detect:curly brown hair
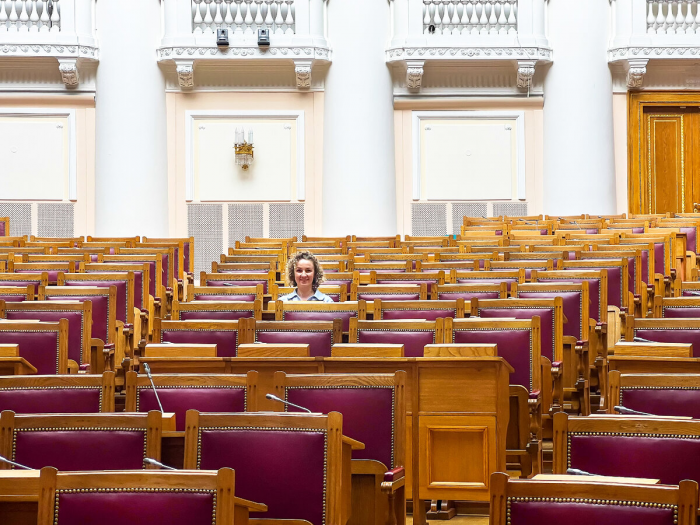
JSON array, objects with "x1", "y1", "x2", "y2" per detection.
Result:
[{"x1": 286, "y1": 251, "x2": 325, "y2": 291}]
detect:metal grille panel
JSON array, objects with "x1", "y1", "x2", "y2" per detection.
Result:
[
  {"x1": 0, "y1": 203, "x2": 31, "y2": 237},
  {"x1": 269, "y1": 203, "x2": 304, "y2": 240},
  {"x1": 493, "y1": 202, "x2": 528, "y2": 217},
  {"x1": 38, "y1": 203, "x2": 74, "y2": 237},
  {"x1": 452, "y1": 202, "x2": 488, "y2": 232},
  {"x1": 411, "y1": 203, "x2": 447, "y2": 236},
  {"x1": 187, "y1": 204, "x2": 223, "y2": 276},
  {"x1": 228, "y1": 204, "x2": 264, "y2": 246}
]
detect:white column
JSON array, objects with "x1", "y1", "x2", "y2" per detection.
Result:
[
  {"x1": 542, "y1": 0, "x2": 616, "y2": 215},
  {"x1": 94, "y1": 0, "x2": 168, "y2": 236},
  {"x1": 322, "y1": 0, "x2": 396, "y2": 235}
]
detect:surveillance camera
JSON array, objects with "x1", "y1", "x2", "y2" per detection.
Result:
[
  {"x1": 257, "y1": 28, "x2": 270, "y2": 47},
  {"x1": 217, "y1": 28, "x2": 229, "y2": 47},
  {"x1": 428, "y1": 24, "x2": 436, "y2": 34}
]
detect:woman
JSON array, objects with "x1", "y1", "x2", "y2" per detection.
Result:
[{"x1": 280, "y1": 251, "x2": 334, "y2": 302}]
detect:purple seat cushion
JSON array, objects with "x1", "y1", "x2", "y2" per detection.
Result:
[
  {"x1": 569, "y1": 434, "x2": 700, "y2": 486},
  {"x1": 0, "y1": 331, "x2": 59, "y2": 374},
  {"x1": 357, "y1": 330, "x2": 434, "y2": 358},
  {"x1": 0, "y1": 294, "x2": 27, "y2": 302},
  {"x1": 64, "y1": 279, "x2": 128, "y2": 323},
  {"x1": 381, "y1": 309, "x2": 455, "y2": 321},
  {"x1": 46, "y1": 294, "x2": 109, "y2": 343},
  {"x1": 479, "y1": 307, "x2": 555, "y2": 362},
  {"x1": 283, "y1": 311, "x2": 356, "y2": 332},
  {"x1": 138, "y1": 388, "x2": 245, "y2": 431},
  {"x1": 538, "y1": 277, "x2": 601, "y2": 322},
  {"x1": 518, "y1": 291, "x2": 582, "y2": 339},
  {"x1": 7, "y1": 310, "x2": 84, "y2": 365},
  {"x1": 14, "y1": 430, "x2": 146, "y2": 470},
  {"x1": 438, "y1": 291, "x2": 500, "y2": 300},
  {"x1": 56, "y1": 492, "x2": 215, "y2": 525},
  {"x1": 0, "y1": 222, "x2": 4, "y2": 236},
  {"x1": 199, "y1": 429, "x2": 325, "y2": 524},
  {"x1": 184, "y1": 241, "x2": 191, "y2": 273},
  {"x1": 256, "y1": 331, "x2": 332, "y2": 358},
  {"x1": 621, "y1": 388, "x2": 700, "y2": 419},
  {"x1": 654, "y1": 243, "x2": 665, "y2": 276},
  {"x1": 194, "y1": 294, "x2": 256, "y2": 302},
  {"x1": 357, "y1": 293, "x2": 420, "y2": 301},
  {"x1": 566, "y1": 266, "x2": 622, "y2": 308},
  {"x1": 287, "y1": 387, "x2": 394, "y2": 467},
  {"x1": 682, "y1": 227, "x2": 696, "y2": 254},
  {"x1": 454, "y1": 329, "x2": 532, "y2": 390},
  {"x1": 178, "y1": 310, "x2": 254, "y2": 321},
  {"x1": 161, "y1": 330, "x2": 237, "y2": 358},
  {"x1": 161, "y1": 253, "x2": 169, "y2": 287},
  {"x1": 207, "y1": 280, "x2": 268, "y2": 293},
  {"x1": 510, "y1": 500, "x2": 674, "y2": 525},
  {"x1": 0, "y1": 388, "x2": 101, "y2": 413},
  {"x1": 0, "y1": 280, "x2": 40, "y2": 287},
  {"x1": 634, "y1": 328, "x2": 700, "y2": 358}
]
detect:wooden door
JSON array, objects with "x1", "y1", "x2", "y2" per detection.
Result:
[{"x1": 629, "y1": 93, "x2": 700, "y2": 214}]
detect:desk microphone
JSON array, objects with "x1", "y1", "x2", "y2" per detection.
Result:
[
  {"x1": 614, "y1": 405, "x2": 651, "y2": 416},
  {"x1": 566, "y1": 468, "x2": 594, "y2": 476},
  {"x1": 265, "y1": 393, "x2": 312, "y2": 413},
  {"x1": 143, "y1": 458, "x2": 176, "y2": 470},
  {"x1": 632, "y1": 336, "x2": 652, "y2": 343},
  {"x1": 142, "y1": 363, "x2": 165, "y2": 414},
  {"x1": 684, "y1": 291, "x2": 700, "y2": 296},
  {"x1": 0, "y1": 454, "x2": 32, "y2": 470}
]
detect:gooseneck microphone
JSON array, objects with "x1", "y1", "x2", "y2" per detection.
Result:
[
  {"x1": 632, "y1": 336, "x2": 652, "y2": 343},
  {"x1": 143, "y1": 458, "x2": 176, "y2": 470},
  {"x1": 0, "y1": 454, "x2": 32, "y2": 470},
  {"x1": 566, "y1": 468, "x2": 595, "y2": 476},
  {"x1": 142, "y1": 363, "x2": 165, "y2": 414},
  {"x1": 265, "y1": 393, "x2": 312, "y2": 413},
  {"x1": 614, "y1": 405, "x2": 651, "y2": 416}
]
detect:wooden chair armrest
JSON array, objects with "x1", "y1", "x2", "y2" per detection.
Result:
[
  {"x1": 165, "y1": 287, "x2": 173, "y2": 319},
  {"x1": 550, "y1": 360, "x2": 563, "y2": 414},
  {"x1": 67, "y1": 359, "x2": 79, "y2": 374},
  {"x1": 526, "y1": 390, "x2": 543, "y2": 476}
]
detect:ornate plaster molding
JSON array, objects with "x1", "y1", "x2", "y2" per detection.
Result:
[
  {"x1": 175, "y1": 61, "x2": 195, "y2": 88},
  {"x1": 516, "y1": 60, "x2": 536, "y2": 88},
  {"x1": 0, "y1": 43, "x2": 98, "y2": 59},
  {"x1": 157, "y1": 45, "x2": 331, "y2": 62},
  {"x1": 386, "y1": 45, "x2": 552, "y2": 62},
  {"x1": 294, "y1": 60, "x2": 312, "y2": 89},
  {"x1": 609, "y1": 46, "x2": 700, "y2": 61},
  {"x1": 57, "y1": 58, "x2": 79, "y2": 87},
  {"x1": 626, "y1": 58, "x2": 648, "y2": 89},
  {"x1": 406, "y1": 60, "x2": 424, "y2": 90}
]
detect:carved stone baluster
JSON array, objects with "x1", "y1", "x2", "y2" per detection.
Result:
[
  {"x1": 488, "y1": 0, "x2": 497, "y2": 33},
  {"x1": 434, "y1": 0, "x2": 443, "y2": 33},
  {"x1": 423, "y1": 0, "x2": 429, "y2": 33},
  {"x1": 192, "y1": 0, "x2": 203, "y2": 35},
  {"x1": 223, "y1": 0, "x2": 234, "y2": 30},
  {"x1": 647, "y1": 0, "x2": 656, "y2": 32},
  {"x1": 49, "y1": 0, "x2": 59, "y2": 32},
  {"x1": 263, "y1": 0, "x2": 273, "y2": 29},
  {"x1": 8, "y1": 0, "x2": 18, "y2": 32},
  {"x1": 508, "y1": 0, "x2": 517, "y2": 34},
  {"x1": 39, "y1": 0, "x2": 49, "y2": 31},
  {"x1": 249, "y1": 0, "x2": 258, "y2": 31},
  {"x1": 656, "y1": 0, "x2": 666, "y2": 33},
  {"x1": 273, "y1": 0, "x2": 283, "y2": 34},
  {"x1": 442, "y1": 0, "x2": 452, "y2": 35},
  {"x1": 214, "y1": 0, "x2": 223, "y2": 29},
  {"x1": 284, "y1": 0, "x2": 293, "y2": 34},
  {"x1": 289, "y1": 0, "x2": 294, "y2": 33},
  {"x1": 685, "y1": 0, "x2": 693, "y2": 32},
  {"x1": 234, "y1": 0, "x2": 245, "y2": 34},
  {"x1": 479, "y1": 0, "x2": 489, "y2": 34},
  {"x1": 203, "y1": 0, "x2": 214, "y2": 34},
  {"x1": 244, "y1": 0, "x2": 255, "y2": 34},
  {"x1": 28, "y1": 0, "x2": 39, "y2": 31},
  {"x1": 497, "y1": 0, "x2": 507, "y2": 33},
  {"x1": 666, "y1": 0, "x2": 676, "y2": 33},
  {"x1": 18, "y1": 0, "x2": 28, "y2": 32},
  {"x1": 454, "y1": 0, "x2": 463, "y2": 33},
  {"x1": 694, "y1": 0, "x2": 700, "y2": 33},
  {"x1": 461, "y1": 0, "x2": 470, "y2": 34},
  {"x1": 469, "y1": 0, "x2": 479, "y2": 33},
  {"x1": 0, "y1": 0, "x2": 7, "y2": 32}
]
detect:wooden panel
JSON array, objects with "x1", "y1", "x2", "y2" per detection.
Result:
[
  {"x1": 418, "y1": 364, "x2": 498, "y2": 413},
  {"x1": 419, "y1": 415, "x2": 496, "y2": 500},
  {"x1": 648, "y1": 114, "x2": 684, "y2": 214}
]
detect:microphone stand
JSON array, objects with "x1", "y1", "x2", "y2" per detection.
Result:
[
  {"x1": 142, "y1": 363, "x2": 165, "y2": 414},
  {"x1": 0, "y1": 454, "x2": 32, "y2": 470},
  {"x1": 265, "y1": 393, "x2": 312, "y2": 413}
]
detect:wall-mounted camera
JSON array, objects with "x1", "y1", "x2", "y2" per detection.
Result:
[
  {"x1": 257, "y1": 28, "x2": 270, "y2": 47},
  {"x1": 217, "y1": 28, "x2": 229, "y2": 47}
]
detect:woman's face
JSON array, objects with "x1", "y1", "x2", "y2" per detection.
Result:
[{"x1": 295, "y1": 259, "x2": 315, "y2": 288}]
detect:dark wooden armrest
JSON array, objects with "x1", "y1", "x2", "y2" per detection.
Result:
[
  {"x1": 526, "y1": 389, "x2": 542, "y2": 476},
  {"x1": 384, "y1": 467, "x2": 405, "y2": 482},
  {"x1": 67, "y1": 359, "x2": 79, "y2": 374},
  {"x1": 550, "y1": 360, "x2": 563, "y2": 414}
]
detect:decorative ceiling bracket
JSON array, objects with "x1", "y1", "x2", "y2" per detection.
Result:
[
  {"x1": 175, "y1": 60, "x2": 195, "y2": 89},
  {"x1": 58, "y1": 58, "x2": 79, "y2": 88},
  {"x1": 516, "y1": 60, "x2": 536, "y2": 89},
  {"x1": 294, "y1": 59, "x2": 312, "y2": 89},
  {"x1": 626, "y1": 58, "x2": 648, "y2": 89},
  {"x1": 406, "y1": 60, "x2": 425, "y2": 91}
]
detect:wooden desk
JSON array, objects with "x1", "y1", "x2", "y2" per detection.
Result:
[
  {"x1": 533, "y1": 474, "x2": 660, "y2": 485},
  {"x1": 0, "y1": 357, "x2": 36, "y2": 376},
  {"x1": 140, "y1": 355, "x2": 513, "y2": 524}
]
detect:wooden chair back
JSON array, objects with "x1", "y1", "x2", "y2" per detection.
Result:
[{"x1": 349, "y1": 318, "x2": 444, "y2": 358}]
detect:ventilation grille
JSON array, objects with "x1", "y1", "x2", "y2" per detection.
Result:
[
  {"x1": 452, "y1": 202, "x2": 488, "y2": 232},
  {"x1": 228, "y1": 204, "x2": 264, "y2": 246},
  {"x1": 38, "y1": 203, "x2": 74, "y2": 237},
  {"x1": 411, "y1": 203, "x2": 447, "y2": 236},
  {"x1": 0, "y1": 203, "x2": 31, "y2": 237},
  {"x1": 493, "y1": 202, "x2": 528, "y2": 217},
  {"x1": 187, "y1": 204, "x2": 223, "y2": 276},
  {"x1": 269, "y1": 203, "x2": 304, "y2": 240}
]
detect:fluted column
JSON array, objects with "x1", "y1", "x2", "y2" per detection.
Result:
[
  {"x1": 542, "y1": 0, "x2": 616, "y2": 215},
  {"x1": 322, "y1": 0, "x2": 397, "y2": 235},
  {"x1": 94, "y1": 0, "x2": 168, "y2": 235}
]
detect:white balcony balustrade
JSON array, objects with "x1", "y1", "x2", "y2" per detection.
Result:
[
  {"x1": 159, "y1": 0, "x2": 328, "y2": 90},
  {"x1": 192, "y1": 0, "x2": 296, "y2": 36},
  {"x1": 387, "y1": 0, "x2": 550, "y2": 91},
  {"x1": 609, "y1": 0, "x2": 700, "y2": 88},
  {"x1": 0, "y1": 0, "x2": 97, "y2": 87}
]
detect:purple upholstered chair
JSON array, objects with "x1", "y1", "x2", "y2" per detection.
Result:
[
  {"x1": 610, "y1": 371, "x2": 700, "y2": 419},
  {"x1": 0, "y1": 285, "x2": 34, "y2": 303},
  {"x1": 276, "y1": 300, "x2": 366, "y2": 332},
  {"x1": 172, "y1": 300, "x2": 261, "y2": 321},
  {"x1": 0, "y1": 411, "x2": 161, "y2": 471},
  {"x1": 254, "y1": 320, "x2": 341, "y2": 358},
  {"x1": 373, "y1": 298, "x2": 466, "y2": 321},
  {"x1": 350, "y1": 318, "x2": 441, "y2": 358},
  {"x1": 38, "y1": 468, "x2": 240, "y2": 525},
  {"x1": 125, "y1": 371, "x2": 252, "y2": 432},
  {"x1": 58, "y1": 272, "x2": 133, "y2": 324},
  {"x1": 354, "y1": 283, "x2": 427, "y2": 302},
  {"x1": 189, "y1": 284, "x2": 263, "y2": 302},
  {"x1": 515, "y1": 283, "x2": 589, "y2": 341},
  {"x1": 201, "y1": 270, "x2": 274, "y2": 293},
  {"x1": 435, "y1": 282, "x2": 508, "y2": 301},
  {"x1": 155, "y1": 319, "x2": 242, "y2": 358},
  {"x1": 0, "y1": 319, "x2": 68, "y2": 374},
  {"x1": 629, "y1": 318, "x2": 700, "y2": 358},
  {"x1": 533, "y1": 269, "x2": 607, "y2": 323}
]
